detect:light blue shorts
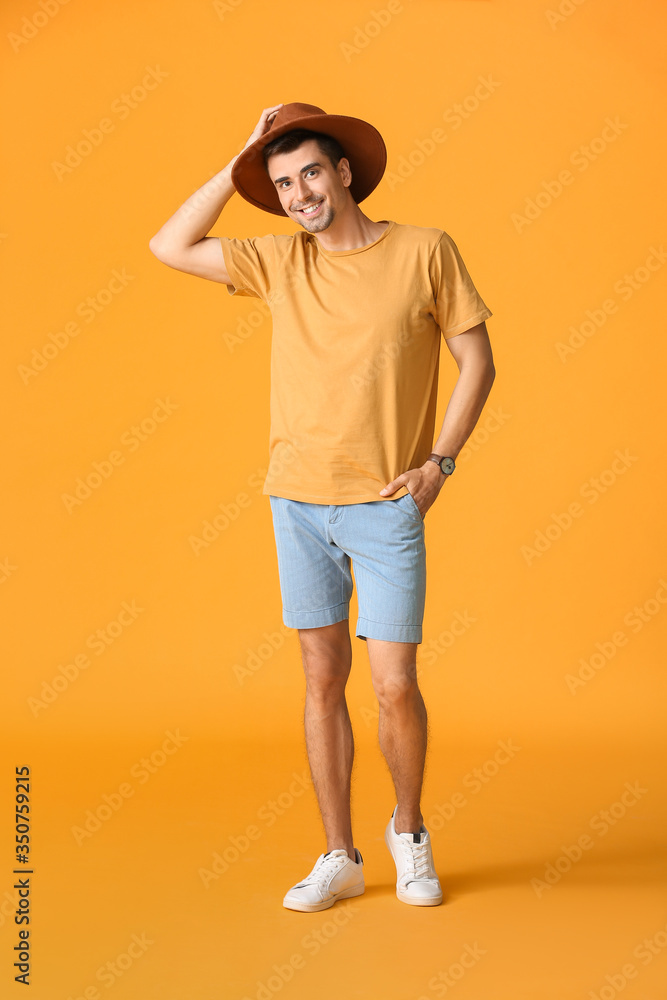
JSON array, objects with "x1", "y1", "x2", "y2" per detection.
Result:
[{"x1": 268, "y1": 493, "x2": 426, "y2": 643}]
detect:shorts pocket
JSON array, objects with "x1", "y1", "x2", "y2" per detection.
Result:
[{"x1": 396, "y1": 491, "x2": 423, "y2": 523}]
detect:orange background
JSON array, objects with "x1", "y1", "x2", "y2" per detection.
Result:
[{"x1": 2, "y1": 0, "x2": 666, "y2": 997}]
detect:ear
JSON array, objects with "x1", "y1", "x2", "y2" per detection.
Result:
[{"x1": 338, "y1": 157, "x2": 352, "y2": 187}]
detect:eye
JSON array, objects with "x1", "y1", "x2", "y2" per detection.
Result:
[{"x1": 280, "y1": 169, "x2": 318, "y2": 190}]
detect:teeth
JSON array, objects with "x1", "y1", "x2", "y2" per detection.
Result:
[{"x1": 302, "y1": 202, "x2": 321, "y2": 214}]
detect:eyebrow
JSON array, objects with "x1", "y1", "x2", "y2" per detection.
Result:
[{"x1": 272, "y1": 161, "x2": 322, "y2": 186}]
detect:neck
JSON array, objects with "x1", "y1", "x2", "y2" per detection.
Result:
[{"x1": 312, "y1": 208, "x2": 388, "y2": 252}]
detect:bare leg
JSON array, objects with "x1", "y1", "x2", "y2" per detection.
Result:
[
  {"x1": 298, "y1": 621, "x2": 356, "y2": 860},
  {"x1": 367, "y1": 638, "x2": 427, "y2": 834}
]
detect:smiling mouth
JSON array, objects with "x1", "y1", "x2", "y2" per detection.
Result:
[{"x1": 298, "y1": 201, "x2": 323, "y2": 216}]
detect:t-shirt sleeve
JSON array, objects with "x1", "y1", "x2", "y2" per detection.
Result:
[
  {"x1": 218, "y1": 234, "x2": 278, "y2": 301},
  {"x1": 428, "y1": 231, "x2": 493, "y2": 338}
]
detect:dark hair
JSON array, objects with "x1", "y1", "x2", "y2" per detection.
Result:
[{"x1": 262, "y1": 128, "x2": 348, "y2": 176}]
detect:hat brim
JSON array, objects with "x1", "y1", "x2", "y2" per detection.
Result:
[{"x1": 231, "y1": 114, "x2": 387, "y2": 217}]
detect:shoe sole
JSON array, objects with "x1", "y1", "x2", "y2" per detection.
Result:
[
  {"x1": 396, "y1": 887, "x2": 443, "y2": 906},
  {"x1": 283, "y1": 881, "x2": 365, "y2": 913},
  {"x1": 385, "y1": 827, "x2": 443, "y2": 906}
]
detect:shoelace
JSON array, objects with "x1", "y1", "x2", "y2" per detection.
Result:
[
  {"x1": 397, "y1": 838, "x2": 435, "y2": 886},
  {"x1": 295, "y1": 852, "x2": 350, "y2": 888}
]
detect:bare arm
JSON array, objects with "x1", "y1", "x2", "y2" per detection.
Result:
[
  {"x1": 431, "y1": 320, "x2": 496, "y2": 459},
  {"x1": 378, "y1": 320, "x2": 496, "y2": 512},
  {"x1": 148, "y1": 104, "x2": 284, "y2": 283}
]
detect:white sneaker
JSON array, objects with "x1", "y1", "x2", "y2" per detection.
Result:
[
  {"x1": 283, "y1": 848, "x2": 365, "y2": 912},
  {"x1": 385, "y1": 806, "x2": 443, "y2": 905}
]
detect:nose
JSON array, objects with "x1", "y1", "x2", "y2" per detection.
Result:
[{"x1": 292, "y1": 176, "x2": 313, "y2": 208}]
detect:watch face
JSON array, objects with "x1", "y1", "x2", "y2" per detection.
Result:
[{"x1": 441, "y1": 457, "x2": 455, "y2": 475}]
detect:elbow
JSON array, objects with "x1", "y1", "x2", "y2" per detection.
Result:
[
  {"x1": 475, "y1": 361, "x2": 495, "y2": 394},
  {"x1": 148, "y1": 235, "x2": 164, "y2": 260},
  {"x1": 149, "y1": 234, "x2": 175, "y2": 265},
  {"x1": 484, "y1": 345, "x2": 496, "y2": 384}
]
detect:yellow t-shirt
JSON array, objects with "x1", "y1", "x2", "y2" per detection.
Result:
[{"x1": 219, "y1": 220, "x2": 492, "y2": 504}]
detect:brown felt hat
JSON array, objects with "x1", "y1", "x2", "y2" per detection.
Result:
[{"x1": 230, "y1": 102, "x2": 387, "y2": 217}]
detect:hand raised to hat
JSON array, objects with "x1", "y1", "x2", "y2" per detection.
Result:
[{"x1": 242, "y1": 104, "x2": 284, "y2": 152}]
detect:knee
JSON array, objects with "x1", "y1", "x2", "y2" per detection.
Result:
[
  {"x1": 303, "y1": 659, "x2": 350, "y2": 703},
  {"x1": 372, "y1": 670, "x2": 418, "y2": 708},
  {"x1": 298, "y1": 625, "x2": 351, "y2": 701}
]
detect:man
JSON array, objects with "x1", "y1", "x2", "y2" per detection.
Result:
[{"x1": 149, "y1": 102, "x2": 495, "y2": 913}]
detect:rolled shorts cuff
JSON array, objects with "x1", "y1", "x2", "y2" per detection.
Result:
[
  {"x1": 282, "y1": 602, "x2": 350, "y2": 629},
  {"x1": 356, "y1": 617, "x2": 422, "y2": 644}
]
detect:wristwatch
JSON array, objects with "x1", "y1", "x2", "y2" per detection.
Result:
[{"x1": 427, "y1": 453, "x2": 456, "y2": 476}]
